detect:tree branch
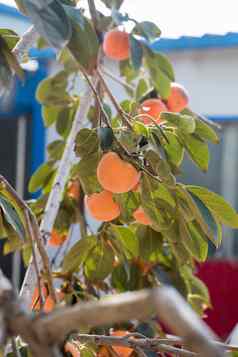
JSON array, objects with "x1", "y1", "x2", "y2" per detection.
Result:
[
  {"x1": 20, "y1": 77, "x2": 98, "y2": 305},
  {"x1": 0, "y1": 176, "x2": 56, "y2": 304},
  {"x1": 76, "y1": 334, "x2": 196, "y2": 357},
  {"x1": 0, "y1": 273, "x2": 229, "y2": 357},
  {"x1": 96, "y1": 68, "x2": 133, "y2": 129}
]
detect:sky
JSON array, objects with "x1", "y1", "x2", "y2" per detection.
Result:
[{"x1": 2, "y1": 0, "x2": 238, "y2": 38}]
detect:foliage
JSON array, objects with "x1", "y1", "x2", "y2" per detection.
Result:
[{"x1": 0, "y1": 0, "x2": 237, "y2": 355}]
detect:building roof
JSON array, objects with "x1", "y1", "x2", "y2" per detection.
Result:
[
  {"x1": 152, "y1": 32, "x2": 238, "y2": 52},
  {"x1": 0, "y1": 2, "x2": 29, "y2": 21}
]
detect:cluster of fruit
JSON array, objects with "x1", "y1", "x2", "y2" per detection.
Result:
[
  {"x1": 83, "y1": 29, "x2": 189, "y2": 225},
  {"x1": 85, "y1": 151, "x2": 151, "y2": 225},
  {"x1": 103, "y1": 29, "x2": 189, "y2": 123}
]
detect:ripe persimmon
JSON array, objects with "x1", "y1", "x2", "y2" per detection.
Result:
[
  {"x1": 133, "y1": 207, "x2": 152, "y2": 225},
  {"x1": 43, "y1": 290, "x2": 65, "y2": 313},
  {"x1": 110, "y1": 330, "x2": 133, "y2": 357},
  {"x1": 97, "y1": 152, "x2": 140, "y2": 194},
  {"x1": 31, "y1": 284, "x2": 48, "y2": 311},
  {"x1": 103, "y1": 30, "x2": 130, "y2": 61},
  {"x1": 48, "y1": 229, "x2": 67, "y2": 247},
  {"x1": 166, "y1": 82, "x2": 189, "y2": 112},
  {"x1": 97, "y1": 346, "x2": 111, "y2": 357},
  {"x1": 139, "y1": 98, "x2": 167, "y2": 125},
  {"x1": 85, "y1": 190, "x2": 120, "y2": 222},
  {"x1": 64, "y1": 342, "x2": 80, "y2": 357},
  {"x1": 67, "y1": 180, "x2": 80, "y2": 200}
]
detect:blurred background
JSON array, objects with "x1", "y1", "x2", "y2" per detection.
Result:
[{"x1": 1, "y1": 0, "x2": 238, "y2": 341}]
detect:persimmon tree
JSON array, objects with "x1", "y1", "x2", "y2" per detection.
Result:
[{"x1": 0, "y1": 0, "x2": 237, "y2": 356}]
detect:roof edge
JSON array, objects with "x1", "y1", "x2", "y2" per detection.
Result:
[
  {"x1": 0, "y1": 3, "x2": 29, "y2": 21},
  {"x1": 152, "y1": 32, "x2": 238, "y2": 52}
]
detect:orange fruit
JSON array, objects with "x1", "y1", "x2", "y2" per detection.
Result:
[
  {"x1": 31, "y1": 284, "x2": 48, "y2": 311},
  {"x1": 97, "y1": 346, "x2": 111, "y2": 357},
  {"x1": 111, "y1": 330, "x2": 133, "y2": 357},
  {"x1": 48, "y1": 229, "x2": 68, "y2": 247},
  {"x1": 97, "y1": 152, "x2": 140, "y2": 194},
  {"x1": 103, "y1": 30, "x2": 130, "y2": 61},
  {"x1": 139, "y1": 98, "x2": 167, "y2": 124},
  {"x1": 67, "y1": 180, "x2": 80, "y2": 200},
  {"x1": 43, "y1": 290, "x2": 65, "y2": 313},
  {"x1": 133, "y1": 207, "x2": 152, "y2": 225},
  {"x1": 85, "y1": 190, "x2": 120, "y2": 222},
  {"x1": 64, "y1": 342, "x2": 80, "y2": 357},
  {"x1": 131, "y1": 182, "x2": 140, "y2": 192},
  {"x1": 166, "y1": 82, "x2": 189, "y2": 112}
]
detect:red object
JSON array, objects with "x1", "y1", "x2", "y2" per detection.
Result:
[{"x1": 196, "y1": 260, "x2": 238, "y2": 339}]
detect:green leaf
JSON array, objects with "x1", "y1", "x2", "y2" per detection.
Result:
[
  {"x1": 182, "y1": 108, "x2": 220, "y2": 144},
  {"x1": 145, "y1": 150, "x2": 176, "y2": 185},
  {"x1": 178, "y1": 215, "x2": 208, "y2": 262},
  {"x1": 161, "y1": 112, "x2": 196, "y2": 134},
  {"x1": 110, "y1": 225, "x2": 139, "y2": 258},
  {"x1": 179, "y1": 133, "x2": 210, "y2": 172},
  {"x1": 111, "y1": 263, "x2": 129, "y2": 292},
  {"x1": 56, "y1": 106, "x2": 75, "y2": 139},
  {"x1": 62, "y1": 235, "x2": 97, "y2": 273},
  {"x1": 0, "y1": 29, "x2": 19, "y2": 49},
  {"x1": 0, "y1": 196, "x2": 26, "y2": 241},
  {"x1": 98, "y1": 127, "x2": 114, "y2": 150},
  {"x1": 75, "y1": 129, "x2": 99, "y2": 158},
  {"x1": 181, "y1": 266, "x2": 211, "y2": 306},
  {"x1": 141, "y1": 174, "x2": 175, "y2": 231},
  {"x1": 22, "y1": 0, "x2": 72, "y2": 49},
  {"x1": 190, "y1": 193, "x2": 223, "y2": 247},
  {"x1": 135, "y1": 79, "x2": 148, "y2": 101},
  {"x1": 67, "y1": 11, "x2": 99, "y2": 73},
  {"x1": 195, "y1": 118, "x2": 220, "y2": 144},
  {"x1": 0, "y1": 209, "x2": 6, "y2": 238},
  {"x1": 187, "y1": 185, "x2": 238, "y2": 228},
  {"x1": 78, "y1": 152, "x2": 102, "y2": 194},
  {"x1": 0, "y1": 35, "x2": 24, "y2": 83},
  {"x1": 114, "y1": 191, "x2": 140, "y2": 223},
  {"x1": 137, "y1": 226, "x2": 165, "y2": 263},
  {"x1": 3, "y1": 221, "x2": 24, "y2": 255},
  {"x1": 42, "y1": 106, "x2": 60, "y2": 127},
  {"x1": 36, "y1": 71, "x2": 71, "y2": 106},
  {"x1": 176, "y1": 185, "x2": 219, "y2": 246},
  {"x1": 163, "y1": 131, "x2": 184, "y2": 167},
  {"x1": 133, "y1": 21, "x2": 161, "y2": 42},
  {"x1": 119, "y1": 59, "x2": 139, "y2": 84},
  {"x1": 145, "y1": 50, "x2": 174, "y2": 99},
  {"x1": 133, "y1": 121, "x2": 149, "y2": 137},
  {"x1": 84, "y1": 241, "x2": 114, "y2": 281},
  {"x1": 129, "y1": 35, "x2": 143, "y2": 70},
  {"x1": 28, "y1": 161, "x2": 55, "y2": 193},
  {"x1": 47, "y1": 140, "x2": 65, "y2": 161}
]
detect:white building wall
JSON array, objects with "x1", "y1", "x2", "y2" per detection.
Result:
[
  {"x1": 168, "y1": 47, "x2": 238, "y2": 116},
  {"x1": 0, "y1": 14, "x2": 30, "y2": 35}
]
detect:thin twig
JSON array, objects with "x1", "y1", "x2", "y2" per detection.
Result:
[
  {"x1": 87, "y1": 0, "x2": 100, "y2": 38},
  {"x1": 76, "y1": 334, "x2": 196, "y2": 357},
  {"x1": 101, "y1": 66, "x2": 135, "y2": 92},
  {"x1": 30, "y1": 213, "x2": 57, "y2": 303},
  {"x1": 24, "y1": 210, "x2": 44, "y2": 309},
  {"x1": 96, "y1": 69, "x2": 133, "y2": 129}
]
